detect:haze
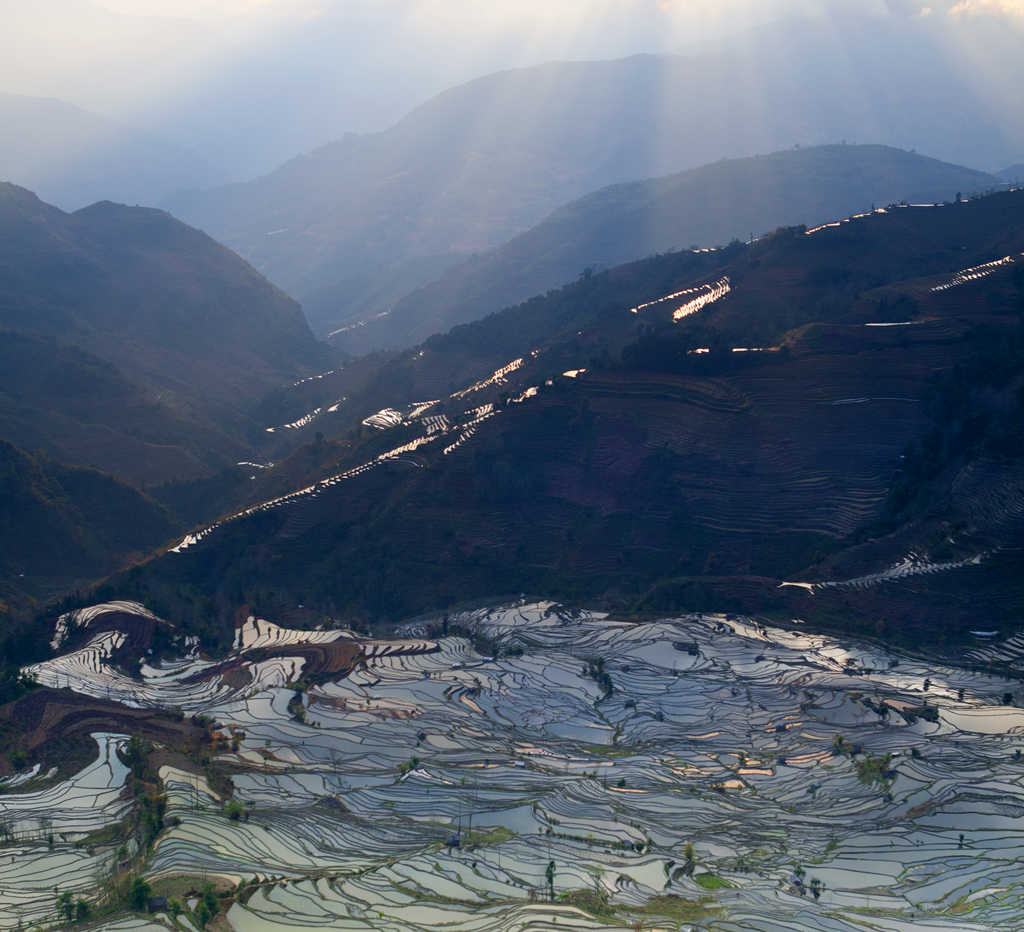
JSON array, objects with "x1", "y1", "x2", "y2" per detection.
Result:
[{"x1": 3, "y1": 0, "x2": 1023, "y2": 186}]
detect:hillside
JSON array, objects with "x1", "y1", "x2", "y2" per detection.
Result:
[
  {"x1": 104, "y1": 189, "x2": 1024, "y2": 650},
  {"x1": 0, "y1": 93, "x2": 216, "y2": 210},
  {"x1": 164, "y1": 33, "x2": 1024, "y2": 340},
  {"x1": 0, "y1": 440, "x2": 178, "y2": 637},
  {"x1": 339, "y1": 145, "x2": 999, "y2": 353},
  {"x1": 1000, "y1": 163, "x2": 1024, "y2": 183},
  {"x1": 0, "y1": 183, "x2": 328, "y2": 484}
]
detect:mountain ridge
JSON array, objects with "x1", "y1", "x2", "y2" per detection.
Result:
[
  {"x1": 0, "y1": 439, "x2": 179, "y2": 632},
  {"x1": 163, "y1": 39, "x2": 1024, "y2": 338},
  {"x1": 332, "y1": 144, "x2": 1001, "y2": 353}
]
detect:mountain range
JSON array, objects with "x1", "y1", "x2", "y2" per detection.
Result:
[
  {"x1": 0, "y1": 441, "x2": 177, "y2": 626},
  {"x1": 164, "y1": 34, "x2": 1024, "y2": 342},
  {"x1": 333, "y1": 144, "x2": 1000, "y2": 354}
]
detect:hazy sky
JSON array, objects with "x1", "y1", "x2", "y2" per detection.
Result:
[{"x1": 2, "y1": 0, "x2": 1022, "y2": 180}]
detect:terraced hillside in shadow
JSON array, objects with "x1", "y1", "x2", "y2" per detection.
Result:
[{"x1": 106, "y1": 190, "x2": 1024, "y2": 650}]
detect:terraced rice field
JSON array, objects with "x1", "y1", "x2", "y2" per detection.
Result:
[
  {"x1": 8, "y1": 602, "x2": 1024, "y2": 929},
  {"x1": 0, "y1": 734, "x2": 134, "y2": 928},
  {"x1": 930, "y1": 256, "x2": 1017, "y2": 293},
  {"x1": 170, "y1": 358, "x2": 548, "y2": 554},
  {"x1": 781, "y1": 552, "x2": 987, "y2": 594}
]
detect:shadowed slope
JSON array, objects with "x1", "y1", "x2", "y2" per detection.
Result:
[
  {"x1": 0, "y1": 183, "x2": 328, "y2": 484},
  {"x1": 105, "y1": 191, "x2": 1024, "y2": 647}
]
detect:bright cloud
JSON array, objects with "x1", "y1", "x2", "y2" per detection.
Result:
[
  {"x1": 97, "y1": 0, "x2": 321, "y2": 19},
  {"x1": 949, "y1": 0, "x2": 1024, "y2": 15}
]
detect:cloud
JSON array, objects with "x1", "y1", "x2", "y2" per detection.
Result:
[
  {"x1": 96, "y1": 0, "x2": 323, "y2": 21},
  {"x1": 882, "y1": 0, "x2": 1024, "y2": 14},
  {"x1": 948, "y1": 0, "x2": 1024, "y2": 15}
]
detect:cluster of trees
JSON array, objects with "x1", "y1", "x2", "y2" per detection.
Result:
[
  {"x1": 55, "y1": 891, "x2": 90, "y2": 923},
  {"x1": 583, "y1": 656, "x2": 614, "y2": 699},
  {"x1": 0, "y1": 669, "x2": 36, "y2": 705}
]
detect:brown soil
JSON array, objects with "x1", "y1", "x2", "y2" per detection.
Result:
[{"x1": 0, "y1": 687, "x2": 208, "y2": 778}]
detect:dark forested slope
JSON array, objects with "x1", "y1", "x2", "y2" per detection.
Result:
[
  {"x1": 0, "y1": 183, "x2": 327, "y2": 484},
  {"x1": 0, "y1": 440, "x2": 178, "y2": 631},
  {"x1": 103, "y1": 190, "x2": 1024, "y2": 650}
]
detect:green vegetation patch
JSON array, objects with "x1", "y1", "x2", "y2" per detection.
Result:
[
  {"x1": 694, "y1": 872, "x2": 733, "y2": 890},
  {"x1": 634, "y1": 894, "x2": 723, "y2": 922},
  {"x1": 558, "y1": 888, "x2": 615, "y2": 918},
  {"x1": 464, "y1": 825, "x2": 515, "y2": 846}
]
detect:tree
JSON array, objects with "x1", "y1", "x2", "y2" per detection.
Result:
[
  {"x1": 122, "y1": 735, "x2": 149, "y2": 778},
  {"x1": 56, "y1": 891, "x2": 74, "y2": 922},
  {"x1": 128, "y1": 876, "x2": 151, "y2": 911},
  {"x1": 546, "y1": 860, "x2": 556, "y2": 901},
  {"x1": 201, "y1": 882, "x2": 219, "y2": 919},
  {"x1": 75, "y1": 899, "x2": 90, "y2": 922}
]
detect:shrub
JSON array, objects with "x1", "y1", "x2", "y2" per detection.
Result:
[{"x1": 128, "y1": 876, "x2": 151, "y2": 911}]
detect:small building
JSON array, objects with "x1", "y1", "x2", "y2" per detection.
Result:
[{"x1": 147, "y1": 896, "x2": 168, "y2": 913}]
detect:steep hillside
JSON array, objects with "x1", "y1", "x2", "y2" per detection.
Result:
[
  {"x1": 105, "y1": 190, "x2": 1024, "y2": 651},
  {"x1": 0, "y1": 93, "x2": 216, "y2": 210},
  {"x1": 0, "y1": 183, "x2": 328, "y2": 484},
  {"x1": 341, "y1": 145, "x2": 998, "y2": 353},
  {"x1": 164, "y1": 35, "x2": 1024, "y2": 339},
  {"x1": 0, "y1": 441, "x2": 178, "y2": 632}
]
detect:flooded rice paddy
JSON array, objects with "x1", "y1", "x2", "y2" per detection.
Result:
[{"x1": 8, "y1": 602, "x2": 1024, "y2": 929}]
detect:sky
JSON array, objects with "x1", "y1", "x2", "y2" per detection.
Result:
[{"x1": 1, "y1": 0, "x2": 1022, "y2": 181}]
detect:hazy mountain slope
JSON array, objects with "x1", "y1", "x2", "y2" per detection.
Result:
[
  {"x1": 0, "y1": 183, "x2": 327, "y2": 483},
  {"x1": 164, "y1": 26, "x2": 1024, "y2": 339},
  {"x1": 0, "y1": 93, "x2": 217, "y2": 210},
  {"x1": 110, "y1": 190, "x2": 1024, "y2": 647},
  {"x1": 0, "y1": 440, "x2": 178, "y2": 622},
  {"x1": 340, "y1": 145, "x2": 998, "y2": 353},
  {"x1": 999, "y1": 164, "x2": 1024, "y2": 182}
]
